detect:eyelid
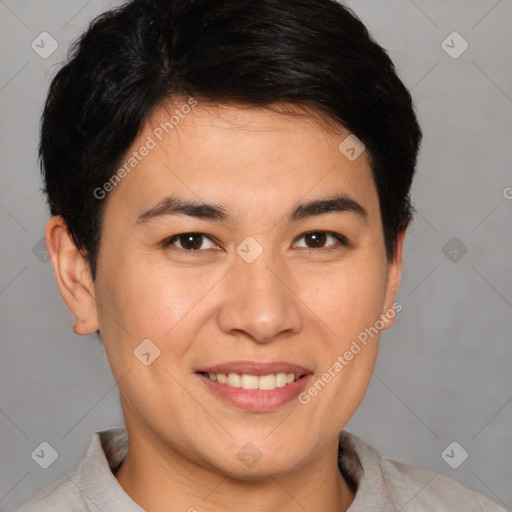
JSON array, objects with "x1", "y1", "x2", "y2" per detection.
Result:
[
  {"x1": 164, "y1": 230, "x2": 349, "y2": 254},
  {"x1": 165, "y1": 233, "x2": 220, "y2": 252},
  {"x1": 292, "y1": 231, "x2": 349, "y2": 250}
]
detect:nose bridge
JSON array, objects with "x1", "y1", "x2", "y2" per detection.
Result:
[
  {"x1": 239, "y1": 249, "x2": 283, "y2": 304},
  {"x1": 217, "y1": 240, "x2": 302, "y2": 343}
]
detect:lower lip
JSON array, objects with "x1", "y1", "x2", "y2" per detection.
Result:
[{"x1": 197, "y1": 373, "x2": 313, "y2": 412}]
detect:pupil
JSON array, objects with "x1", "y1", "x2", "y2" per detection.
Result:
[
  {"x1": 182, "y1": 234, "x2": 202, "y2": 250},
  {"x1": 307, "y1": 232, "x2": 326, "y2": 248}
]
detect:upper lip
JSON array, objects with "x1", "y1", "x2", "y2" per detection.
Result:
[{"x1": 197, "y1": 361, "x2": 312, "y2": 377}]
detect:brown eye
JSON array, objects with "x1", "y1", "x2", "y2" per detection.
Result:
[
  {"x1": 304, "y1": 232, "x2": 327, "y2": 248},
  {"x1": 179, "y1": 234, "x2": 203, "y2": 250},
  {"x1": 294, "y1": 231, "x2": 348, "y2": 250},
  {"x1": 167, "y1": 233, "x2": 216, "y2": 251}
]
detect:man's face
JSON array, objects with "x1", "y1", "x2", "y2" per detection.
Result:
[{"x1": 86, "y1": 101, "x2": 403, "y2": 476}]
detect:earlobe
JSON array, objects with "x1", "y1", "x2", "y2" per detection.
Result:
[
  {"x1": 381, "y1": 227, "x2": 406, "y2": 331},
  {"x1": 45, "y1": 216, "x2": 99, "y2": 336}
]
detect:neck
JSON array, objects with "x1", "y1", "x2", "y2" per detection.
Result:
[{"x1": 114, "y1": 428, "x2": 355, "y2": 512}]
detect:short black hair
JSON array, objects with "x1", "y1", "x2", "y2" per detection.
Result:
[{"x1": 40, "y1": 0, "x2": 422, "y2": 280}]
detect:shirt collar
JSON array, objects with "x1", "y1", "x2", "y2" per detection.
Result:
[
  {"x1": 75, "y1": 426, "x2": 398, "y2": 511},
  {"x1": 77, "y1": 426, "x2": 143, "y2": 512}
]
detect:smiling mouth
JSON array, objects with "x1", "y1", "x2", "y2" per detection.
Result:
[{"x1": 197, "y1": 371, "x2": 306, "y2": 391}]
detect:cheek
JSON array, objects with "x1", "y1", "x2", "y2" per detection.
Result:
[
  {"x1": 94, "y1": 256, "x2": 206, "y2": 411},
  {"x1": 95, "y1": 253, "x2": 221, "y2": 361},
  {"x1": 281, "y1": 258, "x2": 388, "y2": 436},
  {"x1": 301, "y1": 257, "x2": 389, "y2": 344}
]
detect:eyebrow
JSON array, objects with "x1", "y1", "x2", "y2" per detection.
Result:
[{"x1": 134, "y1": 193, "x2": 368, "y2": 226}]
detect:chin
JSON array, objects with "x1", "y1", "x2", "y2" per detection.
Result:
[{"x1": 200, "y1": 438, "x2": 307, "y2": 478}]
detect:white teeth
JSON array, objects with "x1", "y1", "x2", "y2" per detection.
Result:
[
  {"x1": 241, "y1": 374, "x2": 259, "y2": 390},
  {"x1": 258, "y1": 374, "x2": 276, "y2": 390},
  {"x1": 205, "y1": 372, "x2": 300, "y2": 390},
  {"x1": 227, "y1": 373, "x2": 242, "y2": 388},
  {"x1": 275, "y1": 372, "x2": 287, "y2": 387}
]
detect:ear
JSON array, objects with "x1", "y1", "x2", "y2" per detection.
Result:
[
  {"x1": 45, "y1": 216, "x2": 99, "y2": 336},
  {"x1": 380, "y1": 227, "x2": 406, "y2": 331}
]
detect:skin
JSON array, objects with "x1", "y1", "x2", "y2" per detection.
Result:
[{"x1": 46, "y1": 100, "x2": 405, "y2": 512}]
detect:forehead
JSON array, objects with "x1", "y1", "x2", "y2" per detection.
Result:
[{"x1": 101, "y1": 99, "x2": 379, "y2": 226}]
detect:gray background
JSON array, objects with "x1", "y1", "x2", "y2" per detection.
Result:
[{"x1": 1, "y1": 0, "x2": 511, "y2": 510}]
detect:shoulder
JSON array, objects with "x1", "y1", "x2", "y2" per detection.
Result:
[
  {"x1": 379, "y1": 456, "x2": 506, "y2": 511},
  {"x1": 339, "y1": 431, "x2": 507, "y2": 512},
  {"x1": 16, "y1": 427, "x2": 130, "y2": 512},
  {"x1": 16, "y1": 469, "x2": 88, "y2": 511}
]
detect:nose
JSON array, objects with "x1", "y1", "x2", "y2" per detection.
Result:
[{"x1": 217, "y1": 246, "x2": 303, "y2": 344}]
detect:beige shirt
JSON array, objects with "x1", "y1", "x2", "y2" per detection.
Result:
[{"x1": 17, "y1": 427, "x2": 507, "y2": 511}]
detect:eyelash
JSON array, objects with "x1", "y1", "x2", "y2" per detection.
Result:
[{"x1": 163, "y1": 231, "x2": 349, "y2": 255}]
